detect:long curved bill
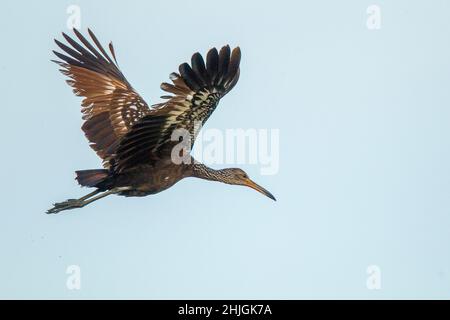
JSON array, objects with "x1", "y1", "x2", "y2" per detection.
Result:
[{"x1": 244, "y1": 178, "x2": 276, "y2": 201}]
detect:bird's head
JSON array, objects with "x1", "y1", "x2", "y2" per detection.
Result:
[{"x1": 219, "y1": 168, "x2": 276, "y2": 201}]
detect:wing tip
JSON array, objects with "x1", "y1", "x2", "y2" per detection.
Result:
[{"x1": 167, "y1": 44, "x2": 242, "y2": 93}]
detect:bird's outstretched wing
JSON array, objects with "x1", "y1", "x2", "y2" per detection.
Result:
[
  {"x1": 53, "y1": 28, "x2": 150, "y2": 168},
  {"x1": 114, "y1": 45, "x2": 241, "y2": 173}
]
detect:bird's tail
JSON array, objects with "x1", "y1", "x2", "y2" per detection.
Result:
[{"x1": 75, "y1": 169, "x2": 109, "y2": 188}]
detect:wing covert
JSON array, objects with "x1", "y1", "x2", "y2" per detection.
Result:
[
  {"x1": 53, "y1": 28, "x2": 150, "y2": 167},
  {"x1": 114, "y1": 45, "x2": 241, "y2": 173}
]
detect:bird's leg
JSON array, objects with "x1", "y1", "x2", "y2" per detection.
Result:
[
  {"x1": 75, "y1": 187, "x2": 130, "y2": 207},
  {"x1": 47, "y1": 187, "x2": 130, "y2": 214},
  {"x1": 72, "y1": 189, "x2": 101, "y2": 202},
  {"x1": 47, "y1": 189, "x2": 101, "y2": 214}
]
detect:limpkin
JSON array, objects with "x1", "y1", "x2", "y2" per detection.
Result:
[{"x1": 47, "y1": 29, "x2": 275, "y2": 214}]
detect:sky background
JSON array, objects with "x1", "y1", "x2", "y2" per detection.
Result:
[{"x1": 1, "y1": 0, "x2": 450, "y2": 299}]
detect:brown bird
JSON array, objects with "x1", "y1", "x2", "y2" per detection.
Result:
[{"x1": 47, "y1": 29, "x2": 275, "y2": 214}]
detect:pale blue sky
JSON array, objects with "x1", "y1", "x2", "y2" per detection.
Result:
[{"x1": 1, "y1": 0, "x2": 450, "y2": 299}]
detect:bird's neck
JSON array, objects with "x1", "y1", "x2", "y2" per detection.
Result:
[{"x1": 190, "y1": 163, "x2": 222, "y2": 182}]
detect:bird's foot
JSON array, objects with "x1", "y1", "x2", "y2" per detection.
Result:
[{"x1": 46, "y1": 199, "x2": 84, "y2": 214}]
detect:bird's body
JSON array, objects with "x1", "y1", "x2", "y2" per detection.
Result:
[
  {"x1": 47, "y1": 29, "x2": 275, "y2": 214},
  {"x1": 99, "y1": 162, "x2": 189, "y2": 197}
]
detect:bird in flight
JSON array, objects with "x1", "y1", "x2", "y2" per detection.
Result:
[{"x1": 47, "y1": 29, "x2": 275, "y2": 214}]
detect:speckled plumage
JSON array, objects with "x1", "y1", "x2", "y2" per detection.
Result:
[{"x1": 47, "y1": 29, "x2": 274, "y2": 214}]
